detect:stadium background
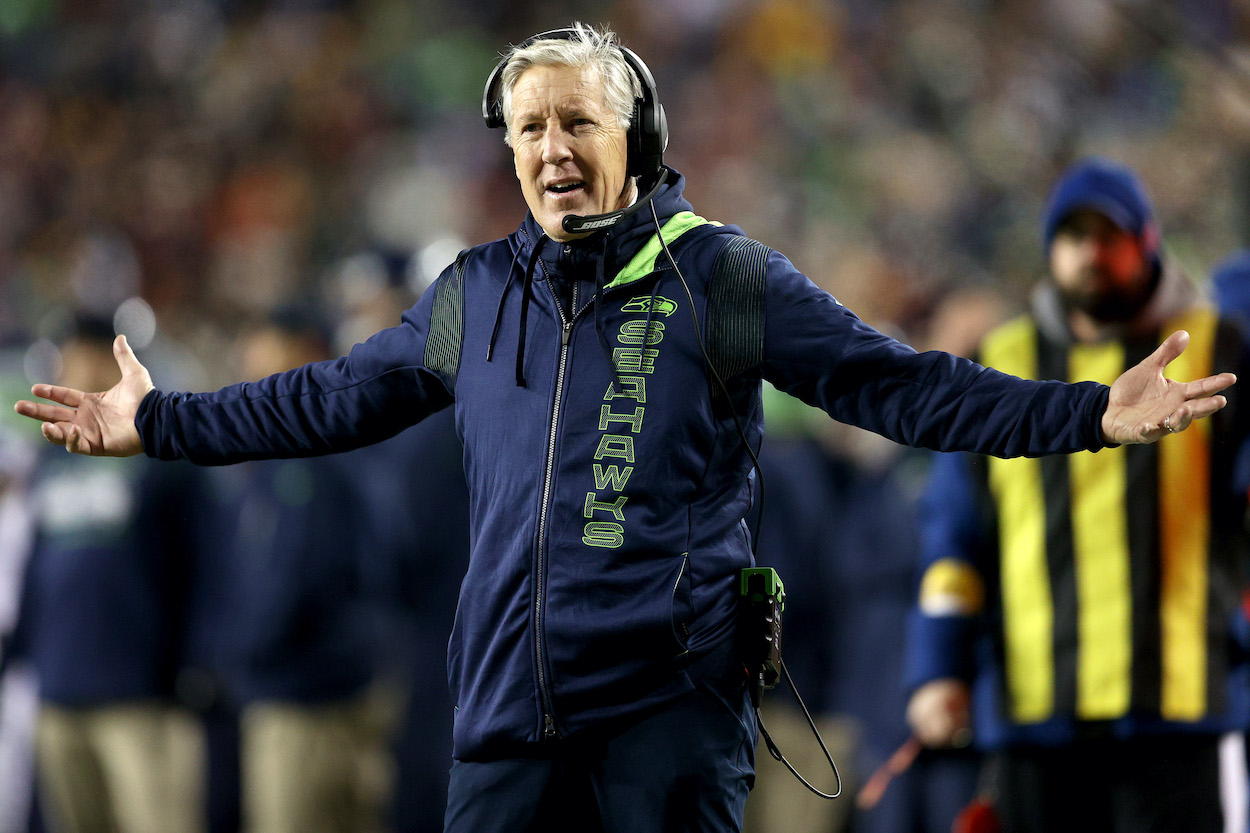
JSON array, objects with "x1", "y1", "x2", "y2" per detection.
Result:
[
  {"x1": 0, "y1": 0, "x2": 1248, "y2": 397},
  {"x1": 1, "y1": 1, "x2": 1250, "y2": 831}
]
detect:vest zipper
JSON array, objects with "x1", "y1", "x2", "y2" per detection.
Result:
[{"x1": 533, "y1": 272, "x2": 576, "y2": 741}]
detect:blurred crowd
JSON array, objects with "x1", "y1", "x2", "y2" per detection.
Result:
[
  {"x1": 0, "y1": 0, "x2": 1248, "y2": 377},
  {"x1": 3, "y1": 0, "x2": 1250, "y2": 832}
]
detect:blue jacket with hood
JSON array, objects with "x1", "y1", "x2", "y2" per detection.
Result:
[{"x1": 136, "y1": 169, "x2": 1111, "y2": 761}]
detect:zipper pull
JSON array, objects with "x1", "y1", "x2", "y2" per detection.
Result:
[
  {"x1": 544, "y1": 714, "x2": 557, "y2": 739},
  {"x1": 561, "y1": 320, "x2": 573, "y2": 346}
]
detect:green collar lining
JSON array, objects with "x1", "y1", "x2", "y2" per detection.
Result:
[{"x1": 605, "y1": 211, "x2": 721, "y2": 290}]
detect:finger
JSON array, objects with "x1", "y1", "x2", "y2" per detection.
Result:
[
  {"x1": 14, "y1": 401, "x2": 78, "y2": 424},
  {"x1": 1174, "y1": 396, "x2": 1228, "y2": 430},
  {"x1": 1183, "y1": 372, "x2": 1237, "y2": 399},
  {"x1": 40, "y1": 422, "x2": 68, "y2": 446},
  {"x1": 1149, "y1": 330, "x2": 1190, "y2": 370},
  {"x1": 114, "y1": 334, "x2": 143, "y2": 377},
  {"x1": 65, "y1": 424, "x2": 85, "y2": 455},
  {"x1": 1164, "y1": 399, "x2": 1224, "y2": 434},
  {"x1": 30, "y1": 384, "x2": 83, "y2": 408}
]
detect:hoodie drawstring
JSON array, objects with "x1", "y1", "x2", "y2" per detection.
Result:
[
  {"x1": 514, "y1": 237, "x2": 546, "y2": 387},
  {"x1": 490, "y1": 229, "x2": 663, "y2": 392},
  {"x1": 486, "y1": 236, "x2": 546, "y2": 387},
  {"x1": 486, "y1": 243, "x2": 525, "y2": 364}
]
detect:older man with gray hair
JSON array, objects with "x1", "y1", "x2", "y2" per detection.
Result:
[{"x1": 15, "y1": 23, "x2": 1236, "y2": 833}]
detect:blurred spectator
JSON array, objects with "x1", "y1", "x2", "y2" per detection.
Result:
[
  {"x1": 0, "y1": 426, "x2": 39, "y2": 833},
  {"x1": 0, "y1": 1, "x2": 1249, "y2": 369},
  {"x1": 905, "y1": 157, "x2": 1250, "y2": 832},
  {"x1": 741, "y1": 386, "x2": 910, "y2": 833},
  {"x1": 328, "y1": 270, "x2": 470, "y2": 833},
  {"x1": 1207, "y1": 247, "x2": 1250, "y2": 833},
  {"x1": 4, "y1": 314, "x2": 206, "y2": 833},
  {"x1": 1211, "y1": 249, "x2": 1250, "y2": 333},
  {"x1": 6, "y1": 2, "x2": 1250, "y2": 830},
  {"x1": 188, "y1": 307, "x2": 405, "y2": 833},
  {"x1": 742, "y1": 377, "x2": 984, "y2": 833},
  {"x1": 360, "y1": 405, "x2": 467, "y2": 833}
]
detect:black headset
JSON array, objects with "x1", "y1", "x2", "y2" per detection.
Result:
[{"x1": 481, "y1": 27, "x2": 669, "y2": 188}]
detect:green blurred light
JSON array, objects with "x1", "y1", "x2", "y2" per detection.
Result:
[{"x1": 0, "y1": 0, "x2": 57, "y2": 38}]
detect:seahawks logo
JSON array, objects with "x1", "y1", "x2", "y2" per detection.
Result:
[{"x1": 621, "y1": 296, "x2": 677, "y2": 317}]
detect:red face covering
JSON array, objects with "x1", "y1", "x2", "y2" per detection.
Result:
[{"x1": 1052, "y1": 211, "x2": 1155, "y2": 323}]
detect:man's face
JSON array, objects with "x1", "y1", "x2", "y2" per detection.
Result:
[
  {"x1": 510, "y1": 63, "x2": 632, "y2": 242},
  {"x1": 1048, "y1": 209, "x2": 1152, "y2": 322}
]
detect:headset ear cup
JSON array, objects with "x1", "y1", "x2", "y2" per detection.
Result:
[
  {"x1": 627, "y1": 102, "x2": 642, "y2": 179},
  {"x1": 632, "y1": 101, "x2": 666, "y2": 185},
  {"x1": 653, "y1": 102, "x2": 668, "y2": 163},
  {"x1": 627, "y1": 99, "x2": 667, "y2": 183},
  {"x1": 482, "y1": 58, "x2": 506, "y2": 129}
]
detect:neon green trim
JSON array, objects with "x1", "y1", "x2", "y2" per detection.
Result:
[{"x1": 605, "y1": 211, "x2": 721, "y2": 290}]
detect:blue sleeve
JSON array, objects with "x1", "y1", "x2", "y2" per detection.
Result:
[
  {"x1": 137, "y1": 274, "x2": 455, "y2": 465},
  {"x1": 760, "y1": 252, "x2": 1110, "y2": 458},
  {"x1": 901, "y1": 451, "x2": 988, "y2": 692}
]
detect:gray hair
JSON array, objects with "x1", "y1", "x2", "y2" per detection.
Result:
[{"x1": 500, "y1": 22, "x2": 641, "y2": 147}]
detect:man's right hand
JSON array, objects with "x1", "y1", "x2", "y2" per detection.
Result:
[
  {"x1": 906, "y1": 677, "x2": 973, "y2": 748},
  {"x1": 14, "y1": 334, "x2": 153, "y2": 457}
]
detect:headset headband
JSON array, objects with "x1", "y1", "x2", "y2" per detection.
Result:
[{"x1": 481, "y1": 27, "x2": 668, "y2": 186}]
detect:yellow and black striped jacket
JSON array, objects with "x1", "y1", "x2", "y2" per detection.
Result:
[{"x1": 907, "y1": 305, "x2": 1250, "y2": 740}]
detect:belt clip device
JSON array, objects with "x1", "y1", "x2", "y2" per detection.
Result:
[{"x1": 739, "y1": 566, "x2": 785, "y2": 707}]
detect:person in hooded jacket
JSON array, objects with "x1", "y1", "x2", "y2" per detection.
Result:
[
  {"x1": 13, "y1": 25, "x2": 1241, "y2": 833},
  {"x1": 1211, "y1": 250, "x2": 1250, "y2": 337},
  {"x1": 6, "y1": 315, "x2": 206, "y2": 833},
  {"x1": 904, "y1": 158, "x2": 1250, "y2": 833},
  {"x1": 185, "y1": 308, "x2": 405, "y2": 833},
  {"x1": 1207, "y1": 248, "x2": 1250, "y2": 833}
]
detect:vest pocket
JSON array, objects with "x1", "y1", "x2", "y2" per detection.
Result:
[{"x1": 671, "y1": 552, "x2": 693, "y2": 650}]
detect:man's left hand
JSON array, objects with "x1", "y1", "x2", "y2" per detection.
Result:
[{"x1": 1102, "y1": 330, "x2": 1236, "y2": 445}]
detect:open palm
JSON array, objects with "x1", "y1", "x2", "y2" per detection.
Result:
[
  {"x1": 14, "y1": 335, "x2": 153, "y2": 457},
  {"x1": 1101, "y1": 330, "x2": 1236, "y2": 445}
]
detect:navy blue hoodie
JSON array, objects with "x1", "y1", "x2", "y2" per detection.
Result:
[
  {"x1": 136, "y1": 169, "x2": 1110, "y2": 760},
  {"x1": 11, "y1": 451, "x2": 201, "y2": 705}
]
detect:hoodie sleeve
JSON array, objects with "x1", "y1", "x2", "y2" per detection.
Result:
[
  {"x1": 138, "y1": 268, "x2": 457, "y2": 465},
  {"x1": 902, "y1": 451, "x2": 989, "y2": 692},
  {"x1": 759, "y1": 250, "x2": 1110, "y2": 459}
]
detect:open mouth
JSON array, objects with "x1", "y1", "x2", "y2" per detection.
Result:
[{"x1": 546, "y1": 181, "x2": 586, "y2": 196}]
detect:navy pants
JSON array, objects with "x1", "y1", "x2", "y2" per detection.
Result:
[
  {"x1": 444, "y1": 664, "x2": 757, "y2": 833},
  {"x1": 993, "y1": 733, "x2": 1223, "y2": 833}
]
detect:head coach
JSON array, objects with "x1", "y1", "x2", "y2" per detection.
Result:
[{"x1": 16, "y1": 23, "x2": 1236, "y2": 833}]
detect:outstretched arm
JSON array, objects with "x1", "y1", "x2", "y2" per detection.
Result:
[
  {"x1": 13, "y1": 335, "x2": 152, "y2": 457},
  {"x1": 1102, "y1": 329, "x2": 1236, "y2": 445}
]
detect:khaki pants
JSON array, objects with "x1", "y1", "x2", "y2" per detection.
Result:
[
  {"x1": 741, "y1": 702, "x2": 859, "y2": 833},
  {"x1": 35, "y1": 702, "x2": 204, "y2": 833},
  {"x1": 241, "y1": 683, "x2": 403, "y2": 833}
]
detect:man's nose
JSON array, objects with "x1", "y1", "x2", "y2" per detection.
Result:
[
  {"x1": 1072, "y1": 233, "x2": 1103, "y2": 262},
  {"x1": 542, "y1": 128, "x2": 573, "y2": 165}
]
